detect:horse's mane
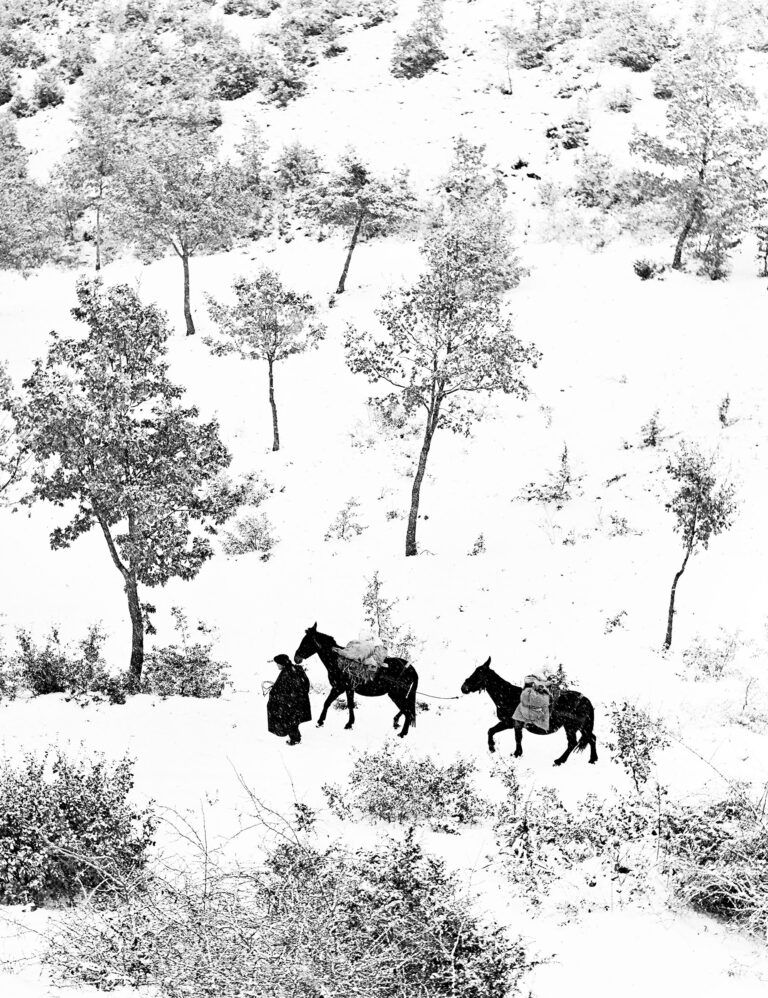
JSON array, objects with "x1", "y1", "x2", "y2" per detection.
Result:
[{"x1": 315, "y1": 629, "x2": 338, "y2": 649}]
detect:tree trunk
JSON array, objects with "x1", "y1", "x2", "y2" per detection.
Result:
[
  {"x1": 663, "y1": 542, "x2": 694, "y2": 650},
  {"x1": 672, "y1": 207, "x2": 697, "y2": 270},
  {"x1": 405, "y1": 416, "x2": 437, "y2": 558},
  {"x1": 182, "y1": 252, "x2": 196, "y2": 336},
  {"x1": 125, "y1": 574, "x2": 144, "y2": 687},
  {"x1": 95, "y1": 203, "x2": 102, "y2": 272},
  {"x1": 336, "y1": 211, "x2": 365, "y2": 295},
  {"x1": 268, "y1": 357, "x2": 280, "y2": 452}
]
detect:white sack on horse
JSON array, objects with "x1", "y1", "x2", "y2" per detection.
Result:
[{"x1": 334, "y1": 636, "x2": 388, "y2": 682}]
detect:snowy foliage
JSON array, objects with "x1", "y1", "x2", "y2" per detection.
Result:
[
  {"x1": 141, "y1": 608, "x2": 231, "y2": 698},
  {"x1": 323, "y1": 742, "x2": 489, "y2": 832},
  {"x1": 0, "y1": 750, "x2": 154, "y2": 906}
]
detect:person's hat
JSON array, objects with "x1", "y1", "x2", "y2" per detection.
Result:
[{"x1": 272, "y1": 654, "x2": 293, "y2": 668}]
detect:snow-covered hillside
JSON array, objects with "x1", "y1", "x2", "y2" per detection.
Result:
[{"x1": 1, "y1": 1, "x2": 768, "y2": 996}]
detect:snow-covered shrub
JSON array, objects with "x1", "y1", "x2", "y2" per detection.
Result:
[
  {"x1": 140, "y1": 609, "x2": 230, "y2": 699},
  {"x1": 633, "y1": 258, "x2": 664, "y2": 280},
  {"x1": 606, "y1": 85, "x2": 634, "y2": 112},
  {"x1": 213, "y1": 45, "x2": 261, "y2": 100},
  {"x1": 607, "y1": 701, "x2": 669, "y2": 792},
  {"x1": 0, "y1": 750, "x2": 155, "y2": 906},
  {"x1": 0, "y1": 27, "x2": 45, "y2": 68},
  {"x1": 57, "y1": 30, "x2": 95, "y2": 83},
  {"x1": 325, "y1": 497, "x2": 365, "y2": 541},
  {"x1": 682, "y1": 630, "x2": 739, "y2": 680},
  {"x1": 254, "y1": 35, "x2": 309, "y2": 105},
  {"x1": 48, "y1": 825, "x2": 526, "y2": 996},
  {"x1": 640, "y1": 408, "x2": 662, "y2": 446},
  {"x1": 391, "y1": 0, "x2": 446, "y2": 79},
  {"x1": 572, "y1": 150, "x2": 616, "y2": 207},
  {"x1": 469, "y1": 533, "x2": 486, "y2": 555},
  {"x1": 664, "y1": 786, "x2": 768, "y2": 938},
  {"x1": 221, "y1": 511, "x2": 277, "y2": 560},
  {"x1": 598, "y1": 0, "x2": 668, "y2": 72},
  {"x1": 14, "y1": 625, "x2": 116, "y2": 698},
  {"x1": 357, "y1": 0, "x2": 397, "y2": 28},
  {"x1": 33, "y1": 67, "x2": 65, "y2": 109},
  {"x1": 0, "y1": 57, "x2": 13, "y2": 105},
  {"x1": 494, "y1": 776, "x2": 652, "y2": 901},
  {"x1": 274, "y1": 139, "x2": 321, "y2": 192},
  {"x1": 718, "y1": 393, "x2": 732, "y2": 427},
  {"x1": 547, "y1": 118, "x2": 589, "y2": 149},
  {"x1": 521, "y1": 444, "x2": 581, "y2": 505},
  {"x1": 223, "y1": 0, "x2": 279, "y2": 13},
  {"x1": 323, "y1": 743, "x2": 489, "y2": 832},
  {"x1": 605, "y1": 610, "x2": 628, "y2": 633},
  {"x1": 7, "y1": 91, "x2": 35, "y2": 117}
]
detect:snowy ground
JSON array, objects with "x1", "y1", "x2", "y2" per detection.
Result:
[{"x1": 2, "y1": 0, "x2": 768, "y2": 995}]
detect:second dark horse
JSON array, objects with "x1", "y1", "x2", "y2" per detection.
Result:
[
  {"x1": 294, "y1": 624, "x2": 418, "y2": 737},
  {"x1": 461, "y1": 657, "x2": 598, "y2": 765}
]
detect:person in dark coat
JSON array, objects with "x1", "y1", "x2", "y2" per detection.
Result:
[{"x1": 267, "y1": 654, "x2": 311, "y2": 745}]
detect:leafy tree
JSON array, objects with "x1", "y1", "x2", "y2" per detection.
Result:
[
  {"x1": 346, "y1": 262, "x2": 538, "y2": 557},
  {"x1": 0, "y1": 112, "x2": 58, "y2": 270},
  {"x1": 115, "y1": 129, "x2": 253, "y2": 335},
  {"x1": 632, "y1": 40, "x2": 767, "y2": 274},
  {"x1": 205, "y1": 270, "x2": 326, "y2": 451},
  {"x1": 663, "y1": 442, "x2": 736, "y2": 650},
  {"x1": 391, "y1": 0, "x2": 446, "y2": 79},
  {"x1": 303, "y1": 148, "x2": 417, "y2": 294},
  {"x1": 15, "y1": 281, "x2": 239, "y2": 684}
]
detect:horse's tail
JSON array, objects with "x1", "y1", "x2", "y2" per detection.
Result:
[
  {"x1": 406, "y1": 668, "x2": 418, "y2": 728},
  {"x1": 575, "y1": 697, "x2": 595, "y2": 752}
]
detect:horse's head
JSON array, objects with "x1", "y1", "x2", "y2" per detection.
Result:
[
  {"x1": 461, "y1": 657, "x2": 492, "y2": 695},
  {"x1": 294, "y1": 623, "x2": 319, "y2": 665}
]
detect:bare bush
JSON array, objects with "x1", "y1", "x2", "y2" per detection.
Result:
[{"x1": 48, "y1": 818, "x2": 526, "y2": 997}]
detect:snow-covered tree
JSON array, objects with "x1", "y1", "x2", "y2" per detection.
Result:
[
  {"x1": 425, "y1": 137, "x2": 523, "y2": 304},
  {"x1": 391, "y1": 0, "x2": 446, "y2": 79},
  {"x1": 205, "y1": 270, "x2": 326, "y2": 451},
  {"x1": 0, "y1": 112, "x2": 58, "y2": 270},
  {"x1": 663, "y1": 442, "x2": 737, "y2": 650},
  {"x1": 599, "y1": 0, "x2": 669, "y2": 72},
  {"x1": 303, "y1": 149, "x2": 417, "y2": 294},
  {"x1": 632, "y1": 41, "x2": 767, "y2": 275},
  {"x1": 51, "y1": 69, "x2": 129, "y2": 270},
  {"x1": 345, "y1": 253, "x2": 539, "y2": 557},
  {"x1": 15, "y1": 281, "x2": 239, "y2": 685},
  {"x1": 0, "y1": 362, "x2": 25, "y2": 501},
  {"x1": 115, "y1": 129, "x2": 253, "y2": 335}
]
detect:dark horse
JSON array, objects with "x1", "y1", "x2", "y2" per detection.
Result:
[
  {"x1": 294, "y1": 624, "x2": 418, "y2": 737},
  {"x1": 461, "y1": 657, "x2": 598, "y2": 765}
]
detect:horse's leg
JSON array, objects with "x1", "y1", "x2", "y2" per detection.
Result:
[
  {"x1": 488, "y1": 720, "x2": 513, "y2": 753},
  {"x1": 317, "y1": 687, "x2": 342, "y2": 727},
  {"x1": 344, "y1": 687, "x2": 356, "y2": 730},
  {"x1": 513, "y1": 722, "x2": 524, "y2": 758},
  {"x1": 389, "y1": 691, "x2": 410, "y2": 737},
  {"x1": 554, "y1": 726, "x2": 578, "y2": 766},
  {"x1": 589, "y1": 733, "x2": 598, "y2": 764}
]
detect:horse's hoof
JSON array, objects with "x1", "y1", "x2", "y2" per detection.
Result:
[
  {"x1": 513, "y1": 750, "x2": 522, "y2": 758},
  {"x1": 344, "y1": 724, "x2": 353, "y2": 730},
  {"x1": 398, "y1": 730, "x2": 407, "y2": 738},
  {"x1": 553, "y1": 759, "x2": 563, "y2": 767},
  {"x1": 589, "y1": 759, "x2": 597, "y2": 765},
  {"x1": 316, "y1": 722, "x2": 324, "y2": 728},
  {"x1": 488, "y1": 744, "x2": 496, "y2": 754}
]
